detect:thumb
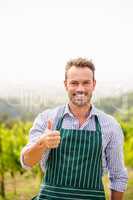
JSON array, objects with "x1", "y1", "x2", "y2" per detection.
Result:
[{"x1": 47, "y1": 119, "x2": 53, "y2": 130}]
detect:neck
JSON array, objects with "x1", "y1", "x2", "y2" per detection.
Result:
[{"x1": 68, "y1": 102, "x2": 92, "y2": 120}]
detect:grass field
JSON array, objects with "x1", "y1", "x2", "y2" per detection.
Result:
[{"x1": 0, "y1": 168, "x2": 132, "y2": 200}]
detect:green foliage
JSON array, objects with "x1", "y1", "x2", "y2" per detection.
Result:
[
  {"x1": 115, "y1": 108, "x2": 133, "y2": 168},
  {"x1": 115, "y1": 108, "x2": 133, "y2": 139},
  {"x1": 124, "y1": 138, "x2": 133, "y2": 167},
  {"x1": 0, "y1": 121, "x2": 31, "y2": 174},
  {"x1": 0, "y1": 121, "x2": 32, "y2": 197}
]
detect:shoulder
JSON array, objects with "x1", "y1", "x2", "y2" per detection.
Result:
[
  {"x1": 40, "y1": 104, "x2": 65, "y2": 119},
  {"x1": 94, "y1": 107, "x2": 119, "y2": 126},
  {"x1": 94, "y1": 107, "x2": 124, "y2": 144},
  {"x1": 33, "y1": 104, "x2": 65, "y2": 129},
  {"x1": 94, "y1": 107, "x2": 123, "y2": 137}
]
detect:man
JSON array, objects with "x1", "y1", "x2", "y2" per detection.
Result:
[{"x1": 21, "y1": 58, "x2": 128, "y2": 200}]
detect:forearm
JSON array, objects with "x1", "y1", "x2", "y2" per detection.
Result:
[
  {"x1": 23, "y1": 140, "x2": 48, "y2": 167},
  {"x1": 110, "y1": 190, "x2": 124, "y2": 200}
]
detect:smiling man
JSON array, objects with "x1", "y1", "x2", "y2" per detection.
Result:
[{"x1": 20, "y1": 57, "x2": 128, "y2": 200}]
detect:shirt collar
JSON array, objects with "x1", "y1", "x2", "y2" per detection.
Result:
[{"x1": 63, "y1": 103, "x2": 100, "y2": 119}]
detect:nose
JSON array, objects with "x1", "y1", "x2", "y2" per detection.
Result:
[{"x1": 76, "y1": 83, "x2": 85, "y2": 92}]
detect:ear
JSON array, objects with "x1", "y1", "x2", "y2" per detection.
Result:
[
  {"x1": 93, "y1": 79, "x2": 96, "y2": 90},
  {"x1": 64, "y1": 80, "x2": 68, "y2": 90}
]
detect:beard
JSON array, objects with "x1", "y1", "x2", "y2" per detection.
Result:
[{"x1": 69, "y1": 91, "x2": 92, "y2": 107}]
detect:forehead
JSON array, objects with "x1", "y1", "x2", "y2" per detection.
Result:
[{"x1": 67, "y1": 66, "x2": 93, "y2": 81}]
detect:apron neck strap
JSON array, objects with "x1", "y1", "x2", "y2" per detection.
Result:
[
  {"x1": 56, "y1": 106, "x2": 66, "y2": 130},
  {"x1": 56, "y1": 107, "x2": 101, "y2": 132},
  {"x1": 94, "y1": 115, "x2": 101, "y2": 132}
]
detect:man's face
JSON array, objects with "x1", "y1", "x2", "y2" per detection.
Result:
[{"x1": 64, "y1": 66, "x2": 96, "y2": 107}]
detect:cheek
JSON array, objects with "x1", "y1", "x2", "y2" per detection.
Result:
[
  {"x1": 68, "y1": 88, "x2": 75, "y2": 94},
  {"x1": 67, "y1": 88, "x2": 76, "y2": 96},
  {"x1": 86, "y1": 84, "x2": 95, "y2": 91},
  {"x1": 66, "y1": 84, "x2": 76, "y2": 91}
]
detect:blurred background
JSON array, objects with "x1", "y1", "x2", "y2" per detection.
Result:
[{"x1": 0, "y1": 0, "x2": 133, "y2": 199}]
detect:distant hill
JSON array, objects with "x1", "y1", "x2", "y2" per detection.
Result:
[
  {"x1": 0, "y1": 80, "x2": 133, "y2": 122},
  {"x1": 95, "y1": 91, "x2": 133, "y2": 115}
]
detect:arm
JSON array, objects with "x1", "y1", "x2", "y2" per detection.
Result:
[
  {"x1": 20, "y1": 112, "x2": 60, "y2": 168},
  {"x1": 105, "y1": 120, "x2": 128, "y2": 200},
  {"x1": 22, "y1": 137, "x2": 49, "y2": 167},
  {"x1": 110, "y1": 190, "x2": 124, "y2": 200},
  {"x1": 20, "y1": 112, "x2": 47, "y2": 169},
  {"x1": 23, "y1": 124, "x2": 60, "y2": 167}
]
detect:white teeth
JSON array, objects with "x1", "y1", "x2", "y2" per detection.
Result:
[
  {"x1": 76, "y1": 94, "x2": 84, "y2": 95},
  {"x1": 75, "y1": 94, "x2": 85, "y2": 99}
]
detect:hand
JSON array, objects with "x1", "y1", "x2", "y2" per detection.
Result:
[{"x1": 38, "y1": 120, "x2": 61, "y2": 150}]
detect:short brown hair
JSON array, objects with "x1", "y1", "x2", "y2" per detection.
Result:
[{"x1": 65, "y1": 57, "x2": 95, "y2": 80}]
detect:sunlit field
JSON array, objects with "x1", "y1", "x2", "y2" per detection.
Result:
[{"x1": 0, "y1": 169, "x2": 132, "y2": 200}]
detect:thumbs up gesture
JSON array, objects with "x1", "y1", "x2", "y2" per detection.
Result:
[{"x1": 38, "y1": 120, "x2": 61, "y2": 150}]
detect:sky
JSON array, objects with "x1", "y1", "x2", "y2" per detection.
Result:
[{"x1": 0, "y1": 0, "x2": 133, "y2": 84}]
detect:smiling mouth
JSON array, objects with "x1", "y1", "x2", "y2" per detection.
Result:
[
  {"x1": 73, "y1": 94, "x2": 87, "y2": 102},
  {"x1": 73, "y1": 93, "x2": 86, "y2": 97}
]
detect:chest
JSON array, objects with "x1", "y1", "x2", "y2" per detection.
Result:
[{"x1": 59, "y1": 116, "x2": 96, "y2": 130}]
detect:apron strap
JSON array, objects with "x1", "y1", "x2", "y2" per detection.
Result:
[
  {"x1": 56, "y1": 105, "x2": 101, "y2": 133},
  {"x1": 56, "y1": 105, "x2": 66, "y2": 130},
  {"x1": 95, "y1": 115, "x2": 101, "y2": 132}
]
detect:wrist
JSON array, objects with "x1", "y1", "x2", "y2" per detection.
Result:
[{"x1": 37, "y1": 136, "x2": 48, "y2": 151}]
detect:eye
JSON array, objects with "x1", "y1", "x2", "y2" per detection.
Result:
[
  {"x1": 83, "y1": 81, "x2": 91, "y2": 85},
  {"x1": 70, "y1": 81, "x2": 78, "y2": 86}
]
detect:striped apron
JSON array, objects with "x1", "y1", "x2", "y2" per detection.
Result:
[{"x1": 33, "y1": 114, "x2": 105, "y2": 200}]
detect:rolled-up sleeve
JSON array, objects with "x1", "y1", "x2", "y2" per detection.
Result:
[
  {"x1": 20, "y1": 111, "x2": 49, "y2": 169},
  {"x1": 105, "y1": 121, "x2": 128, "y2": 192},
  {"x1": 20, "y1": 145, "x2": 33, "y2": 169}
]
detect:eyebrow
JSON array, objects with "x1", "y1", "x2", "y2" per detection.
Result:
[{"x1": 70, "y1": 79, "x2": 92, "y2": 82}]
